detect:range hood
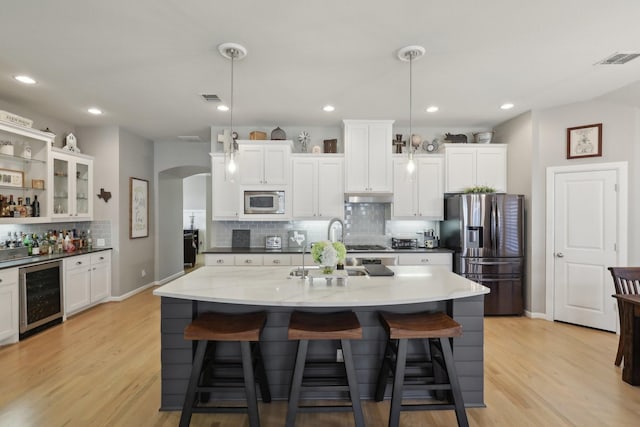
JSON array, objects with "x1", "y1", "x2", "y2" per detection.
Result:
[{"x1": 344, "y1": 193, "x2": 393, "y2": 203}]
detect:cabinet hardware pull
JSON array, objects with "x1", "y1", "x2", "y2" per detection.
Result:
[
  {"x1": 422, "y1": 259, "x2": 429, "y2": 263},
  {"x1": 273, "y1": 260, "x2": 280, "y2": 264},
  {"x1": 76, "y1": 261, "x2": 82, "y2": 265},
  {"x1": 245, "y1": 259, "x2": 252, "y2": 264},
  {"x1": 0, "y1": 279, "x2": 3, "y2": 283},
  {"x1": 216, "y1": 259, "x2": 224, "y2": 264},
  {"x1": 99, "y1": 257, "x2": 104, "y2": 260}
]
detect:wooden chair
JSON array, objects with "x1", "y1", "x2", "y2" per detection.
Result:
[{"x1": 608, "y1": 267, "x2": 640, "y2": 366}]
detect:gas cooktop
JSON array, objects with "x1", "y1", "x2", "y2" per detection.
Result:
[{"x1": 345, "y1": 244, "x2": 390, "y2": 251}]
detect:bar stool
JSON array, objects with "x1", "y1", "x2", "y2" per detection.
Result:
[
  {"x1": 179, "y1": 311, "x2": 271, "y2": 427},
  {"x1": 374, "y1": 311, "x2": 468, "y2": 427},
  {"x1": 285, "y1": 310, "x2": 365, "y2": 427}
]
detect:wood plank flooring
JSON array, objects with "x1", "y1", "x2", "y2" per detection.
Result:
[{"x1": 1, "y1": 288, "x2": 639, "y2": 427}]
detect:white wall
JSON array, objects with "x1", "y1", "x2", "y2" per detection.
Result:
[
  {"x1": 183, "y1": 174, "x2": 207, "y2": 210},
  {"x1": 0, "y1": 99, "x2": 75, "y2": 149}
]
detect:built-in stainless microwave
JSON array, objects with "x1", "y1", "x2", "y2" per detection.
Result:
[{"x1": 244, "y1": 191, "x2": 285, "y2": 214}]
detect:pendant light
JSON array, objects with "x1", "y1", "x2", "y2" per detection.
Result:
[
  {"x1": 218, "y1": 42, "x2": 247, "y2": 181},
  {"x1": 398, "y1": 45, "x2": 425, "y2": 178}
]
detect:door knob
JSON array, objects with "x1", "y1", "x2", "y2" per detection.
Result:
[{"x1": 556, "y1": 252, "x2": 564, "y2": 258}]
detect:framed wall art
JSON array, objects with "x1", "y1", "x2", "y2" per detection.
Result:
[
  {"x1": 0, "y1": 168, "x2": 24, "y2": 187},
  {"x1": 567, "y1": 123, "x2": 602, "y2": 159},
  {"x1": 129, "y1": 177, "x2": 149, "y2": 239}
]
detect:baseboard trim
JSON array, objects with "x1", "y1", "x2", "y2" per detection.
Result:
[
  {"x1": 154, "y1": 271, "x2": 185, "y2": 286},
  {"x1": 109, "y1": 281, "x2": 156, "y2": 302},
  {"x1": 524, "y1": 310, "x2": 547, "y2": 319}
]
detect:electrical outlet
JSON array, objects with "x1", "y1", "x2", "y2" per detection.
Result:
[
  {"x1": 141, "y1": 269, "x2": 146, "y2": 277},
  {"x1": 96, "y1": 238, "x2": 105, "y2": 247},
  {"x1": 336, "y1": 349, "x2": 343, "y2": 363}
]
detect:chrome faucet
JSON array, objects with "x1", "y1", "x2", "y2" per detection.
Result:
[
  {"x1": 300, "y1": 242, "x2": 308, "y2": 279},
  {"x1": 327, "y1": 218, "x2": 344, "y2": 242}
]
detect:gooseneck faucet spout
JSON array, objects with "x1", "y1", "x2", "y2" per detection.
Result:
[{"x1": 327, "y1": 218, "x2": 345, "y2": 242}]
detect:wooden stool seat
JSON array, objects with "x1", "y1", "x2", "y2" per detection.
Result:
[
  {"x1": 380, "y1": 311, "x2": 462, "y2": 339},
  {"x1": 608, "y1": 267, "x2": 640, "y2": 366},
  {"x1": 184, "y1": 311, "x2": 266, "y2": 342},
  {"x1": 375, "y1": 311, "x2": 468, "y2": 427},
  {"x1": 288, "y1": 310, "x2": 362, "y2": 340},
  {"x1": 180, "y1": 311, "x2": 270, "y2": 427},
  {"x1": 286, "y1": 311, "x2": 365, "y2": 427}
]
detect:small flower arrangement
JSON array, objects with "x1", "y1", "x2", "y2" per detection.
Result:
[
  {"x1": 311, "y1": 240, "x2": 347, "y2": 274},
  {"x1": 464, "y1": 185, "x2": 496, "y2": 194}
]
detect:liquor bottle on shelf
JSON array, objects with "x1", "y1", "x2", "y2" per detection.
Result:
[
  {"x1": 31, "y1": 195, "x2": 40, "y2": 217},
  {"x1": 8, "y1": 195, "x2": 15, "y2": 217},
  {"x1": 87, "y1": 229, "x2": 93, "y2": 249},
  {"x1": 31, "y1": 234, "x2": 40, "y2": 255},
  {"x1": 25, "y1": 197, "x2": 32, "y2": 217}
]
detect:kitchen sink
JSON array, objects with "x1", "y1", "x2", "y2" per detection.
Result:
[{"x1": 289, "y1": 267, "x2": 367, "y2": 277}]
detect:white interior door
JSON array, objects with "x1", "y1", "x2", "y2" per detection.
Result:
[{"x1": 552, "y1": 169, "x2": 618, "y2": 331}]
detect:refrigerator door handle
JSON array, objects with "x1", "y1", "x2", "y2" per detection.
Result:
[
  {"x1": 468, "y1": 260, "x2": 520, "y2": 266},
  {"x1": 490, "y1": 198, "x2": 497, "y2": 248}
]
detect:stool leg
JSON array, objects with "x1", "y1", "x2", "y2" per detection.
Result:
[
  {"x1": 439, "y1": 337, "x2": 469, "y2": 427},
  {"x1": 179, "y1": 339, "x2": 208, "y2": 427},
  {"x1": 341, "y1": 339, "x2": 365, "y2": 427},
  {"x1": 388, "y1": 338, "x2": 408, "y2": 427},
  {"x1": 374, "y1": 341, "x2": 393, "y2": 401},
  {"x1": 286, "y1": 339, "x2": 309, "y2": 427},
  {"x1": 252, "y1": 342, "x2": 272, "y2": 403},
  {"x1": 241, "y1": 341, "x2": 261, "y2": 427}
]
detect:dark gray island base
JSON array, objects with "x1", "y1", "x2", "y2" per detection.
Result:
[{"x1": 159, "y1": 295, "x2": 485, "y2": 410}]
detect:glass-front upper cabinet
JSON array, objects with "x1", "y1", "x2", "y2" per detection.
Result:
[
  {"x1": 49, "y1": 148, "x2": 93, "y2": 220},
  {"x1": 0, "y1": 122, "x2": 52, "y2": 223}
]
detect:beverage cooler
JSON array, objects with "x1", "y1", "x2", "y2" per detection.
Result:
[{"x1": 442, "y1": 193, "x2": 525, "y2": 315}]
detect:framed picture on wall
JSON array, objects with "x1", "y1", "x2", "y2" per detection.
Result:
[
  {"x1": 129, "y1": 177, "x2": 149, "y2": 239},
  {"x1": 567, "y1": 123, "x2": 602, "y2": 159}
]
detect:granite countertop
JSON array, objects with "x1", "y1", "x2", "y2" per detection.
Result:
[
  {"x1": 0, "y1": 247, "x2": 112, "y2": 270},
  {"x1": 204, "y1": 247, "x2": 454, "y2": 254},
  {"x1": 153, "y1": 265, "x2": 488, "y2": 307}
]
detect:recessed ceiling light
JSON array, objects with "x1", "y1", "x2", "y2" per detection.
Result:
[
  {"x1": 500, "y1": 103, "x2": 514, "y2": 110},
  {"x1": 14, "y1": 75, "x2": 36, "y2": 84},
  {"x1": 322, "y1": 105, "x2": 335, "y2": 112},
  {"x1": 217, "y1": 105, "x2": 229, "y2": 111},
  {"x1": 87, "y1": 107, "x2": 103, "y2": 115},
  {"x1": 426, "y1": 106, "x2": 439, "y2": 113}
]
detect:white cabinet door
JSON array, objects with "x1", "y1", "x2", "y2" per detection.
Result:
[
  {"x1": 238, "y1": 142, "x2": 291, "y2": 185},
  {"x1": 65, "y1": 256, "x2": 92, "y2": 314},
  {"x1": 393, "y1": 156, "x2": 443, "y2": 219},
  {"x1": 0, "y1": 268, "x2": 19, "y2": 344},
  {"x1": 264, "y1": 254, "x2": 291, "y2": 266},
  {"x1": 397, "y1": 253, "x2": 452, "y2": 270},
  {"x1": 235, "y1": 255, "x2": 263, "y2": 266},
  {"x1": 204, "y1": 254, "x2": 235, "y2": 266},
  {"x1": 476, "y1": 146, "x2": 507, "y2": 192},
  {"x1": 367, "y1": 123, "x2": 393, "y2": 192},
  {"x1": 212, "y1": 156, "x2": 239, "y2": 220},
  {"x1": 416, "y1": 157, "x2": 444, "y2": 219},
  {"x1": 344, "y1": 123, "x2": 370, "y2": 192},
  {"x1": 50, "y1": 149, "x2": 94, "y2": 220},
  {"x1": 344, "y1": 120, "x2": 393, "y2": 193},
  {"x1": 392, "y1": 157, "x2": 416, "y2": 217},
  {"x1": 292, "y1": 158, "x2": 317, "y2": 218},
  {"x1": 90, "y1": 252, "x2": 111, "y2": 303},
  {"x1": 263, "y1": 145, "x2": 289, "y2": 185},
  {"x1": 316, "y1": 158, "x2": 344, "y2": 218},
  {"x1": 445, "y1": 145, "x2": 506, "y2": 192}
]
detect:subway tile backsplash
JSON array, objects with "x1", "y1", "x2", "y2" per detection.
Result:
[{"x1": 210, "y1": 203, "x2": 439, "y2": 248}]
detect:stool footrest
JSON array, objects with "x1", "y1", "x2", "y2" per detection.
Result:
[
  {"x1": 297, "y1": 405, "x2": 358, "y2": 413},
  {"x1": 400, "y1": 403, "x2": 458, "y2": 412}
]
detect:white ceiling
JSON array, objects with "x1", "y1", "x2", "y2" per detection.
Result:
[{"x1": 1, "y1": 0, "x2": 640, "y2": 142}]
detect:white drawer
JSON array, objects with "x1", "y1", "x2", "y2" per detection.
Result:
[
  {"x1": 263, "y1": 254, "x2": 291, "y2": 266},
  {"x1": 204, "y1": 254, "x2": 235, "y2": 266},
  {"x1": 90, "y1": 251, "x2": 110, "y2": 265},
  {"x1": 397, "y1": 253, "x2": 452, "y2": 269},
  {"x1": 235, "y1": 255, "x2": 263, "y2": 266},
  {"x1": 65, "y1": 254, "x2": 92, "y2": 270},
  {"x1": 0, "y1": 268, "x2": 18, "y2": 285}
]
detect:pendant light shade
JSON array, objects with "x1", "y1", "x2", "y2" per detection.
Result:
[
  {"x1": 219, "y1": 42, "x2": 247, "y2": 182},
  {"x1": 398, "y1": 46, "x2": 425, "y2": 178}
]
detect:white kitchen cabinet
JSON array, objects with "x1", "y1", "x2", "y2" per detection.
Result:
[
  {"x1": 0, "y1": 122, "x2": 51, "y2": 224},
  {"x1": 49, "y1": 148, "x2": 93, "y2": 220},
  {"x1": 397, "y1": 252, "x2": 452, "y2": 271},
  {"x1": 234, "y1": 254, "x2": 263, "y2": 266},
  {"x1": 64, "y1": 250, "x2": 111, "y2": 316},
  {"x1": 0, "y1": 268, "x2": 19, "y2": 345},
  {"x1": 392, "y1": 155, "x2": 444, "y2": 220},
  {"x1": 444, "y1": 144, "x2": 507, "y2": 193},
  {"x1": 238, "y1": 141, "x2": 291, "y2": 185},
  {"x1": 343, "y1": 120, "x2": 393, "y2": 193},
  {"x1": 211, "y1": 155, "x2": 239, "y2": 220},
  {"x1": 205, "y1": 253, "x2": 292, "y2": 266},
  {"x1": 292, "y1": 155, "x2": 344, "y2": 219},
  {"x1": 204, "y1": 254, "x2": 235, "y2": 266},
  {"x1": 263, "y1": 254, "x2": 291, "y2": 266}
]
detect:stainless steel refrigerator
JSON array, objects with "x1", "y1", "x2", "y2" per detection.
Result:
[{"x1": 441, "y1": 193, "x2": 525, "y2": 315}]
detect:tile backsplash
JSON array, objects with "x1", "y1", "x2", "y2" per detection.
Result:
[
  {"x1": 0, "y1": 220, "x2": 112, "y2": 247},
  {"x1": 211, "y1": 203, "x2": 439, "y2": 248}
]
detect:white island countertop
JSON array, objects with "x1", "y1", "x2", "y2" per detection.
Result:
[{"x1": 153, "y1": 265, "x2": 489, "y2": 307}]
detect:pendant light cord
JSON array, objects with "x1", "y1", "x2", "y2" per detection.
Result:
[{"x1": 409, "y1": 50, "x2": 413, "y2": 154}]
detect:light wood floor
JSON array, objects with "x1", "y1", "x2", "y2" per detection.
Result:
[{"x1": 1, "y1": 288, "x2": 639, "y2": 427}]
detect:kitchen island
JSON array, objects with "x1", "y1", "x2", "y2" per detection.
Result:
[{"x1": 153, "y1": 265, "x2": 489, "y2": 410}]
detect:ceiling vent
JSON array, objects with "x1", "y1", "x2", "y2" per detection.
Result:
[
  {"x1": 178, "y1": 135, "x2": 202, "y2": 142},
  {"x1": 596, "y1": 52, "x2": 640, "y2": 65},
  {"x1": 201, "y1": 94, "x2": 221, "y2": 102}
]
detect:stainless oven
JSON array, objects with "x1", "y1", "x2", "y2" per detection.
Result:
[
  {"x1": 19, "y1": 260, "x2": 63, "y2": 337},
  {"x1": 244, "y1": 191, "x2": 285, "y2": 214}
]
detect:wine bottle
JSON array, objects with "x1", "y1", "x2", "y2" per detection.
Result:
[{"x1": 31, "y1": 195, "x2": 40, "y2": 217}]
